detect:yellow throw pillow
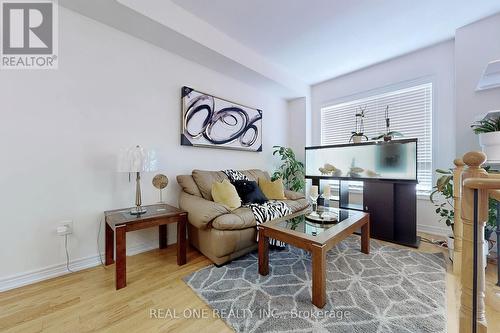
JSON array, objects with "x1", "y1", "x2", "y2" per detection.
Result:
[
  {"x1": 259, "y1": 177, "x2": 286, "y2": 200},
  {"x1": 211, "y1": 179, "x2": 241, "y2": 210}
]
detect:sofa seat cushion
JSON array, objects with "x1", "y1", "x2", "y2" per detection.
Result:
[
  {"x1": 211, "y1": 198, "x2": 309, "y2": 231},
  {"x1": 282, "y1": 198, "x2": 309, "y2": 213},
  {"x1": 212, "y1": 207, "x2": 257, "y2": 230}
]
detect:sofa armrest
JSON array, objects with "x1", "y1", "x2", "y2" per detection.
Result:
[
  {"x1": 284, "y1": 189, "x2": 305, "y2": 200},
  {"x1": 178, "y1": 191, "x2": 231, "y2": 229}
]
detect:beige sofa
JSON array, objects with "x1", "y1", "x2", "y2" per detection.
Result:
[{"x1": 177, "y1": 169, "x2": 309, "y2": 265}]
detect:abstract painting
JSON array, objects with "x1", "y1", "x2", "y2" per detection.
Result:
[{"x1": 181, "y1": 86, "x2": 262, "y2": 152}]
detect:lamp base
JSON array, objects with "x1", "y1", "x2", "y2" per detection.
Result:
[{"x1": 130, "y1": 206, "x2": 147, "y2": 215}]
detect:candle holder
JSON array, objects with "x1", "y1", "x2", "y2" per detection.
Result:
[
  {"x1": 322, "y1": 185, "x2": 331, "y2": 209},
  {"x1": 323, "y1": 195, "x2": 330, "y2": 209}
]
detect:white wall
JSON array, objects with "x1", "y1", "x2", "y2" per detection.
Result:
[
  {"x1": 309, "y1": 40, "x2": 456, "y2": 236},
  {"x1": 0, "y1": 8, "x2": 288, "y2": 286},
  {"x1": 455, "y1": 13, "x2": 500, "y2": 156},
  {"x1": 287, "y1": 97, "x2": 307, "y2": 162}
]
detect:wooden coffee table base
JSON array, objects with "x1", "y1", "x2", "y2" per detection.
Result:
[{"x1": 258, "y1": 213, "x2": 370, "y2": 308}]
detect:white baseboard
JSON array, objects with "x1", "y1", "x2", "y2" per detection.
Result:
[
  {"x1": 0, "y1": 241, "x2": 158, "y2": 293},
  {"x1": 417, "y1": 224, "x2": 450, "y2": 237}
]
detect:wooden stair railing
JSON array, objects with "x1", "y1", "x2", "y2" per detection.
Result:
[
  {"x1": 459, "y1": 151, "x2": 500, "y2": 333},
  {"x1": 453, "y1": 158, "x2": 465, "y2": 276}
]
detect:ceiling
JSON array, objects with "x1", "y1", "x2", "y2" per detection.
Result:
[{"x1": 172, "y1": 0, "x2": 500, "y2": 85}]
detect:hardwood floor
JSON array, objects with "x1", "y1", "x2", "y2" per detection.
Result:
[{"x1": 0, "y1": 234, "x2": 499, "y2": 333}]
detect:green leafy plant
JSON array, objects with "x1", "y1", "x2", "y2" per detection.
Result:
[
  {"x1": 430, "y1": 168, "x2": 497, "y2": 241},
  {"x1": 471, "y1": 117, "x2": 500, "y2": 134},
  {"x1": 287, "y1": 216, "x2": 304, "y2": 231},
  {"x1": 272, "y1": 146, "x2": 305, "y2": 192},
  {"x1": 430, "y1": 169, "x2": 454, "y2": 229}
]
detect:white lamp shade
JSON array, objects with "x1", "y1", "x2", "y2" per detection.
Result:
[{"x1": 117, "y1": 145, "x2": 158, "y2": 172}]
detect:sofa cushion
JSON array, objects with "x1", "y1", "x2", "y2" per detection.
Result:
[
  {"x1": 282, "y1": 198, "x2": 309, "y2": 213},
  {"x1": 284, "y1": 189, "x2": 305, "y2": 200},
  {"x1": 192, "y1": 170, "x2": 228, "y2": 200},
  {"x1": 211, "y1": 180, "x2": 241, "y2": 210},
  {"x1": 232, "y1": 180, "x2": 268, "y2": 204},
  {"x1": 211, "y1": 198, "x2": 309, "y2": 231},
  {"x1": 259, "y1": 177, "x2": 286, "y2": 200},
  {"x1": 241, "y1": 169, "x2": 271, "y2": 182},
  {"x1": 177, "y1": 175, "x2": 202, "y2": 197},
  {"x1": 192, "y1": 169, "x2": 271, "y2": 201},
  {"x1": 179, "y1": 192, "x2": 231, "y2": 229},
  {"x1": 212, "y1": 207, "x2": 257, "y2": 230}
]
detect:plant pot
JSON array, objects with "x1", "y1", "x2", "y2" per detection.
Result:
[
  {"x1": 447, "y1": 235, "x2": 454, "y2": 261},
  {"x1": 352, "y1": 135, "x2": 363, "y2": 144},
  {"x1": 478, "y1": 132, "x2": 500, "y2": 163}
]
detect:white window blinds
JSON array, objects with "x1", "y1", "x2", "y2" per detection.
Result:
[{"x1": 321, "y1": 83, "x2": 433, "y2": 193}]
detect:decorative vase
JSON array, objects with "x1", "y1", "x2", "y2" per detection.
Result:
[{"x1": 478, "y1": 132, "x2": 500, "y2": 163}]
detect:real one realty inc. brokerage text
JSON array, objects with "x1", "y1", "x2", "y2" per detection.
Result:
[{"x1": 149, "y1": 308, "x2": 351, "y2": 320}]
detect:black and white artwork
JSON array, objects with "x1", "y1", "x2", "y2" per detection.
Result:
[{"x1": 181, "y1": 86, "x2": 263, "y2": 152}]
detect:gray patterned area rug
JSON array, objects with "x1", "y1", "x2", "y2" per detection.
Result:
[{"x1": 184, "y1": 236, "x2": 446, "y2": 333}]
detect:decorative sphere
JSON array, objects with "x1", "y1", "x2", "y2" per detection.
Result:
[{"x1": 152, "y1": 174, "x2": 168, "y2": 189}]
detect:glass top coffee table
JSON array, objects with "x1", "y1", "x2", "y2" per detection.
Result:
[{"x1": 258, "y1": 207, "x2": 370, "y2": 308}]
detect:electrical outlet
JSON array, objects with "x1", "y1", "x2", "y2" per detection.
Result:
[{"x1": 56, "y1": 220, "x2": 73, "y2": 236}]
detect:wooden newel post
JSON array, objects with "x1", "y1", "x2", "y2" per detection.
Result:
[
  {"x1": 453, "y1": 158, "x2": 465, "y2": 276},
  {"x1": 459, "y1": 151, "x2": 488, "y2": 333}
]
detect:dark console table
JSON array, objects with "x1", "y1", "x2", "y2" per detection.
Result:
[{"x1": 306, "y1": 139, "x2": 420, "y2": 248}]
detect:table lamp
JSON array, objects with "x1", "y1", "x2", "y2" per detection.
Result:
[{"x1": 118, "y1": 145, "x2": 158, "y2": 215}]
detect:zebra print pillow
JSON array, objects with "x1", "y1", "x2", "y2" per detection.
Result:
[
  {"x1": 249, "y1": 201, "x2": 291, "y2": 223},
  {"x1": 222, "y1": 169, "x2": 249, "y2": 182}
]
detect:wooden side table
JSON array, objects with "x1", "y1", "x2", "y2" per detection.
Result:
[{"x1": 104, "y1": 203, "x2": 188, "y2": 290}]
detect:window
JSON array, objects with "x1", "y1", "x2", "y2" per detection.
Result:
[{"x1": 321, "y1": 82, "x2": 432, "y2": 194}]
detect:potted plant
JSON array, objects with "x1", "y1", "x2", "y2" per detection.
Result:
[
  {"x1": 350, "y1": 107, "x2": 368, "y2": 144},
  {"x1": 350, "y1": 132, "x2": 368, "y2": 144},
  {"x1": 471, "y1": 115, "x2": 500, "y2": 163},
  {"x1": 431, "y1": 168, "x2": 497, "y2": 262},
  {"x1": 430, "y1": 169, "x2": 455, "y2": 260},
  {"x1": 272, "y1": 146, "x2": 305, "y2": 192},
  {"x1": 371, "y1": 106, "x2": 403, "y2": 141}
]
